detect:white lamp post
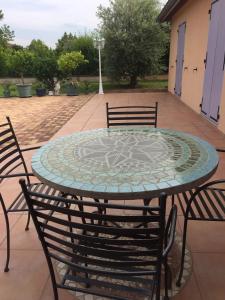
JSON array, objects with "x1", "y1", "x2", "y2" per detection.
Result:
[{"x1": 94, "y1": 38, "x2": 105, "y2": 95}]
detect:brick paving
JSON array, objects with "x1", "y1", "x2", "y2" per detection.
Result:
[{"x1": 0, "y1": 94, "x2": 93, "y2": 145}]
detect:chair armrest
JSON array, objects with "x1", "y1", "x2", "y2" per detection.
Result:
[
  {"x1": 163, "y1": 205, "x2": 177, "y2": 258},
  {"x1": 21, "y1": 146, "x2": 41, "y2": 152}
]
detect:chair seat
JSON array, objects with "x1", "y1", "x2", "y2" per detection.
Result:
[
  {"x1": 176, "y1": 188, "x2": 225, "y2": 221},
  {"x1": 7, "y1": 182, "x2": 62, "y2": 212}
]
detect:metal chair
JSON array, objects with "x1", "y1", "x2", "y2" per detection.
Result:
[
  {"x1": 20, "y1": 179, "x2": 177, "y2": 300},
  {"x1": 0, "y1": 116, "x2": 64, "y2": 272},
  {"x1": 105, "y1": 101, "x2": 159, "y2": 215},
  {"x1": 106, "y1": 102, "x2": 158, "y2": 128},
  {"x1": 175, "y1": 175, "x2": 225, "y2": 286},
  {"x1": 175, "y1": 148, "x2": 225, "y2": 286}
]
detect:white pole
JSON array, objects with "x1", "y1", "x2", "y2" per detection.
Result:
[{"x1": 98, "y1": 45, "x2": 104, "y2": 95}]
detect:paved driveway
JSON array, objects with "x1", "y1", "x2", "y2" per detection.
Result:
[{"x1": 0, "y1": 94, "x2": 92, "y2": 145}]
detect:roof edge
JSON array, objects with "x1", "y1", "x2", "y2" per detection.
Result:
[{"x1": 158, "y1": 0, "x2": 186, "y2": 22}]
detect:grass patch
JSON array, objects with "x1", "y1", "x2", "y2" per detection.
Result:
[{"x1": 0, "y1": 79, "x2": 168, "y2": 97}]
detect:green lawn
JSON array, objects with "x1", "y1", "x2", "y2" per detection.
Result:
[{"x1": 0, "y1": 79, "x2": 168, "y2": 97}]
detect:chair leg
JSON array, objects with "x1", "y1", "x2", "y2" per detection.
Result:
[
  {"x1": 164, "y1": 257, "x2": 171, "y2": 300},
  {"x1": 164, "y1": 260, "x2": 169, "y2": 300},
  {"x1": 171, "y1": 194, "x2": 175, "y2": 207},
  {"x1": 0, "y1": 196, "x2": 10, "y2": 272},
  {"x1": 52, "y1": 279, "x2": 59, "y2": 300},
  {"x1": 25, "y1": 211, "x2": 31, "y2": 231},
  {"x1": 176, "y1": 217, "x2": 188, "y2": 287}
]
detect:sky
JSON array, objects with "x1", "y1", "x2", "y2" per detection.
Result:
[{"x1": 0, "y1": 0, "x2": 168, "y2": 48}]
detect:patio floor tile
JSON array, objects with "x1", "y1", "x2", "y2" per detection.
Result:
[
  {"x1": 178, "y1": 216, "x2": 225, "y2": 253},
  {"x1": 173, "y1": 273, "x2": 202, "y2": 300},
  {"x1": 193, "y1": 253, "x2": 225, "y2": 300},
  {"x1": 0, "y1": 216, "x2": 42, "y2": 251},
  {"x1": 0, "y1": 250, "x2": 49, "y2": 300}
]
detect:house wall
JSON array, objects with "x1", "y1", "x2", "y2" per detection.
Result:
[{"x1": 169, "y1": 0, "x2": 225, "y2": 134}]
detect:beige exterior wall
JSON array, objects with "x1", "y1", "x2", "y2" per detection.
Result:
[
  {"x1": 169, "y1": 0, "x2": 211, "y2": 111},
  {"x1": 169, "y1": 0, "x2": 225, "y2": 134}
]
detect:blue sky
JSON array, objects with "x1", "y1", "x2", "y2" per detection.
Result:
[{"x1": 0, "y1": 0, "x2": 167, "y2": 48}]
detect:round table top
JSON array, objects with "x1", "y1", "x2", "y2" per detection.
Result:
[{"x1": 32, "y1": 128, "x2": 219, "y2": 199}]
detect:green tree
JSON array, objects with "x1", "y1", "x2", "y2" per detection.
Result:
[
  {"x1": 33, "y1": 52, "x2": 59, "y2": 90},
  {"x1": 0, "y1": 47, "x2": 12, "y2": 76},
  {"x1": 56, "y1": 33, "x2": 98, "y2": 75},
  {"x1": 71, "y1": 35, "x2": 98, "y2": 75},
  {"x1": 11, "y1": 49, "x2": 34, "y2": 84},
  {"x1": 0, "y1": 10, "x2": 14, "y2": 47},
  {"x1": 57, "y1": 51, "x2": 88, "y2": 80},
  {"x1": 28, "y1": 39, "x2": 59, "y2": 90},
  {"x1": 28, "y1": 39, "x2": 49, "y2": 56},
  {"x1": 97, "y1": 0, "x2": 169, "y2": 87},
  {"x1": 55, "y1": 32, "x2": 77, "y2": 54}
]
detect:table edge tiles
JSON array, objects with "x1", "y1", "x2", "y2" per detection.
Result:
[{"x1": 31, "y1": 128, "x2": 219, "y2": 200}]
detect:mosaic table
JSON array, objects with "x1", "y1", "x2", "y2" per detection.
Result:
[{"x1": 32, "y1": 128, "x2": 219, "y2": 200}]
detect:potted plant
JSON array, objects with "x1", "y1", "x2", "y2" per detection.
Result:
[
  {"x1": 62, "y1": 79, "x2": 79, "y2": 96},
  {"x1": 57, "y1": 51, "x2": 88, "y2": 96},
  {"x1": 12, "y1": 49, "x2": 34, "y2": 98},
  {"x1": 35, "y1": 82, "x2": 46, "y2": 97}
]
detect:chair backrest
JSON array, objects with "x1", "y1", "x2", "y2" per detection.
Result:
[
  {"x1": 20, "y1": 179, "x2": 167, "y2": 300},
  {"x1": 0, "y1": 116, "x2": 29, "y2": 184},
  {"x1": 106, "y1": 102, "x2": 158, "y2": 128}
]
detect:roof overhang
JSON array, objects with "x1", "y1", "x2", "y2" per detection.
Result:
[{"x1": 158, "y1": 0, "x2": 188, "y2": 22}]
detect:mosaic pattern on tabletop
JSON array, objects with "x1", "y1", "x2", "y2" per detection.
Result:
[{"x1": 32, "y1": 128, "x2": 219, "y2": 196}]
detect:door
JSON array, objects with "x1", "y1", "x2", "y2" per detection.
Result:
[
  {"x1": 175, "y1": 22, "x2": 186, "y2": 96},
  {"x1": 201, "y1": 0, "x2": 225, "y2": 122}
]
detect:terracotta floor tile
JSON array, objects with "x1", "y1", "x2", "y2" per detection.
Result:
[
  {"x1": 1, "y1": 216, "x2": 42, "y2": 251},
  {"x1": 0, "y1": 250, "x2": 49, "y2": 300},
  {"x1": 0, "y1": 213, "x2": 22, "y2": 246},
  {"x1": 178, "y1": 216, "x2": 225, "y2": 253},
  {"x1": 173, "y1": 273, "x2": 202, "y2": 300},
  {"x1": 193, "y1": 253, "x2": 225, "y2": 300}
]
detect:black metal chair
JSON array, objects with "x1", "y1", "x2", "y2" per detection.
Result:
[
  {"x1": 106, "y1": 102, "x2": 158, "y2": 128},
  {"x1": 20, "y1": 179, "x2": 177, "y2": 300},
  {"x1": 0, "y1": 116, "x2": 64, "y2": 272},
  {"x1": 106, "y1": 101, "x2": 159, "y2": 214},
  {"x1": 175, "y1": 177, "x2": 225, "y2": 286}
]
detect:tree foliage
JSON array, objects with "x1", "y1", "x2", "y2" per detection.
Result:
[
  {"x1": 55, "y1": 32, "x2": 76, "y2": 54},
  {"x1": 56, "y1": 33, "x2": 98, "y2": 75},
  {"x1": 0, "y1": 47, "x2": 12, "y2": 76},
  {"x1": 71, "y1": 35, "x2": 98, "y2": 75},
  {"x1": 0, "y1": 10, "x2": 14, "y2": 47},
  {"x1": 97, "y1": 0, "x2": 169, "y2": 87},
  {"x1": 11, "y1": 49, "x2": 34, "y2": 84},
  {"x1": 29, "y1": 40, "x2": 59, "y2": 90},
  {"x1": 57, "y1": 51, "x2": 88, "y2": 79},
  {"x1": 28, "y1": 39, "x2": 49, "y2": 56}
]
